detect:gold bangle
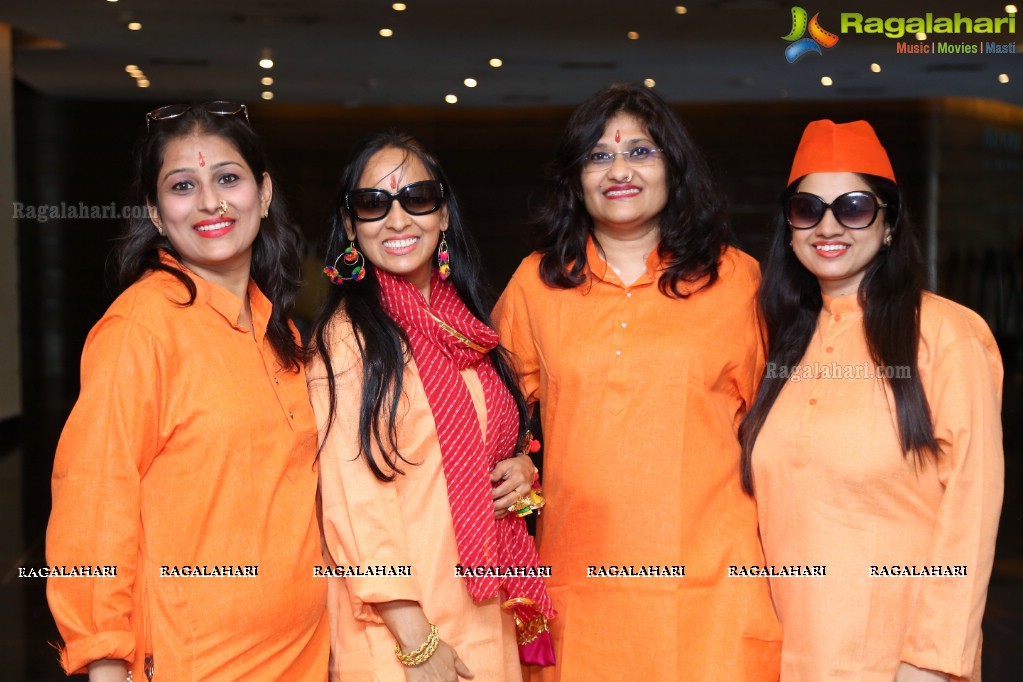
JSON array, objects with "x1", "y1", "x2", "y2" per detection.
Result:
[{"x1": 394, "y1": 624, "x2": 440, "y2": 667}]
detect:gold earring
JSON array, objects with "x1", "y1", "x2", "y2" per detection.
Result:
[{"x1": 883, "y1": 233, "x2": 893, "y2": 246}]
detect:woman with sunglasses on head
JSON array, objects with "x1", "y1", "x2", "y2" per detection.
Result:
[
  {"x1": 740, "y1": 120, "x2": 1003, "y2": 681},
  {"x1": 493, "y1": 82, "x2": 781, "y2": 681},
  {"x1": 307, "y1": 130, "x2": 554, "y2": 682},
  {"x1": 46, "y1": 102, "x2": 329, "y2": 681}
]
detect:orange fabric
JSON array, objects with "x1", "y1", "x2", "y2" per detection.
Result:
[
  {"x1": 752, "y1": 292, "x2": 1003, "y2": 680},
  {"x1": 493, "y1": 241, "x2": 782, "y2": 681},
  {"x1": 308, "y1": 311, "x2": 521, "y2": 682},
  {"x1": 46, "y1": 259, "x2": 329, "y2": 679},
  {"x1": 788, "y1": 120, "x2": 896, "y2": 185}
]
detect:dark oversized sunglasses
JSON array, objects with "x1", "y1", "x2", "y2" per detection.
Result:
[
  {"x1": 145, "y1": 101, "x2": 250, "y2": 130},
  {"x1": 345, "y1": 180, "x2": 445, "y2": 222},
  {"x1": 785, "y1": 191, "x2": 888, "y2": 230}
]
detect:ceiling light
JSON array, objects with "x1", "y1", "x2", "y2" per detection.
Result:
[
  {"x1": 107, "y1": 0, "x2": 118, "y2": 3},
  {"x1": 137, "y1": 79, "x2": 150, "y2": 88},
  {"x1": 131, "y1": 71, "x2": 144, "y2": 79},
  {"x1": 627, "y1": 31, "x2": 640, "y2": 40},
  {"x1": 643, "y1": 78, "x2": 656, "y2": 87},
  {"x1": 127, "y1": 22, "x2": 142, "y2": 31},
  {"x1": 870, "y1": 63, "x2": 881, "y2": 73},
  {"x1": 392, "y1": 2, "x2": 407, "y2": 10},
  {"x1": 379, "y1": 28, "x2": 394, "y2": 37},
  {"x1": 259, "y1": 58, "x2": 274, "y2": 69},
  {"x1": 820, "y1": 76, "x2": 833, "y2": 86},
  {"x1": 489, "y1": 58, "x2": 503, "y2": 68},
  {"x1": 998, "y1": 73, "x2": 1010, "y2": 83},
  {"x1": 125, "y1": 64, "x2": 139, "y2": 73},
  {"x1": 261, "y1": 77, "x2": 274, "y2": 86},
  {"x1": 262, "y1": 91, "x2": 274, "y2": 100},
  {"x1": 915, "y1": 32, "x2": 927, "y2": 40},
  {"x1": 1006, "y1": 5, "x2": 1018, "y2": 14},
  {"x1": 674, "y1": 6, "x2": 687, "y2": 14},
  {"x1": 464, "y1": 78, "x2": 477, "y2": 87},
  {"x1": 444, "y1": 94, "x2": 458, "y2": 104}
]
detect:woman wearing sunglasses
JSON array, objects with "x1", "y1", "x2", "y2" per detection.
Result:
[
  {"x1": 46, "y1": 102, "x2": 329, "y2": 680},
  {"x1": 308, "y1": 130, "x2": 554, "y2": 681},
  {"x1": 740, "y1": 120, "x2": 1003, "y2": 681},
  {"x1": 493, "y1": 83, "x2": 781, "y2": 681}
]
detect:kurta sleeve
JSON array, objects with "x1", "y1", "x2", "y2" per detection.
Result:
[
  {"x1": 493, "y1": 261, "x2": 542, "y2": 405},
  {"x1": 900, "y1": 334, "x2": 1004, "y2": 678},
  {"x1": 310, "y1": 321, "x2": 422, "y2": 624},
  {"x1": 733, "y1": 254, "x2": 766, "y2": 424},
  {"x1": 46, "y1": 315, "x2": 162, "y2": 675}
]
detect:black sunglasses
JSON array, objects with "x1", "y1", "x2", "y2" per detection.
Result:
[
  {"x1": 145, "y1": 101, "x2": 250, "y2": 130},
  {"x1": 345, "y1": 181, "x2": 445, "y2": 222},
  {"x1": 785, "y1": 191, "x2": 888, "y2": 230}
]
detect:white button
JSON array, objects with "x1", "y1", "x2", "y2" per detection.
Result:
[
  {"x1": 621, "y1": 322, "x2": 627, "y2": 328},
  {"x1": 626, "y1": 293, "x2": 632, "y2": 298},
  {"x1": 615, "y1": 350, "x2": 622, "y2": 356}
]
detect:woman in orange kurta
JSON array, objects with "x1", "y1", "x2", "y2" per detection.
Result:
[
  {"x1": 741, "y1": 120, "x2": 1003, "y2": 681},
  {"x1": 493, "y1": 83, "x2": 782, "y2": 680},
  {"x1": 308, "y1": 131, "x2": 554, "y2": 681},
  {"x1": 46, "y1": 103, "x2": 328, "y2": 680}
]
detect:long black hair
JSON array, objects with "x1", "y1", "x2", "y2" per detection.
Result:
[
  {"x1": 535, "y1": 82, "x2": 733, "y2": 297},
  {"x1": 739, "y1": 174, "x2": 938, "y2": 493},
  {"x1": 115, "y1": 105, "x2": 305, "y2": 369},
  {"x1": 311, "y1": 130, "x2": 528, "y2": 481}
]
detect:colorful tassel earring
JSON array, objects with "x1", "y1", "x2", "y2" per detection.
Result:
[
  {"x1": 323, "y1": 244, "x2": 367, "y2": 284},
  {"x1": 437, "y1": 234, "x2": 451, "y2": 280}
]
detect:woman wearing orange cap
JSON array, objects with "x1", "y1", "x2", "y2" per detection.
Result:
[{"x1": 741, "y1": 119, "x2": 1003, "y2": 681}]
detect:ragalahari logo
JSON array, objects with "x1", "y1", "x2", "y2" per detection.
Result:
[{"x1": 783, "y1": 7, "x2": 840, "y2": 62}]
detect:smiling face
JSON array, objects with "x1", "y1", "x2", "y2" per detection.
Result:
[
  {"x1": 149, "y1": 133, "x2": 271, "y2": 290},
  {"x1": 344, "y1": 147, "x2": 448, "y2": 299},
  {"x1": 581, "y1": 112, "x2": 668, "y2": 241},
  {"x1": 790, "y1": 172, "x2": 891, "y2": 298}
]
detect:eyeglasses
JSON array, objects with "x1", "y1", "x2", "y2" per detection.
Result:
[
  {"x1": 784, "y1": 191, "x2": 888, "y2": 230},
  {"x1": 345, "y1": 181, "x2": 445, "y2": 222},
  {"x1": 145, "y1": 101, "x2": 250, "y2": 130},
  {"x1": 584, "y1": 146, "x2": 664, "y2": 170}
]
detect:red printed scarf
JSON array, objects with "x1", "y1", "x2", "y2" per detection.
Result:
[{"x1": 376, "y1": 268, "x2": 554, "y2": 620}]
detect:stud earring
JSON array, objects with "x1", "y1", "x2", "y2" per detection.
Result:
[
  {"x1": 437, "y1": 233, "x2": 451, "y2": 280},
  {"x1": 323, "y1": 243, "x2": 367, "y2": 284},
  {"x1": 883, "y1": 233, "x2": 893, "y2": 246},
  {"x1": 156, "y1": 225, "x2": 165, "y2": 237}
]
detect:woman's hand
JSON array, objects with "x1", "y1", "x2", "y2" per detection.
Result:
[
  {"x1": 491, "y1": 454, "x2": 536, "y2": 519},
  {"x1": 894, "y1": 662, "x2": 949, "y2": 681},
  {"x1": 88, "y1": 659, "x2": 129, "y2": 682},
  {"x1": 403, "y1": 640, "x2": 474, "y2": 681}
]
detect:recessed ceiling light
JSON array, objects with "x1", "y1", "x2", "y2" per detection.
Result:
[
  {"x1": 262, "y1": 91, "x2": 274, "y2": 100},
  {"x1": 379, "y1": 28, "x2": 394, "y2": 37},
  {"x1": 998, "y1": 73, "x2": 1010, "y2": 83},
  {"x1": 674, "y1": 6, "x2": 687, "y2": 14},
  {"x1": 915, "y1": 32, "x2": 927, "y2": 40},
  {"x1": 643, "y1": 78, "x2": 656, "y2": 87},
  {"x1": 444, "y1": 94, "x2": 458, "y2": 104},
  {"x1": 870, "y1": 63, "x2": 881, "y2": 73},
  {"x1": 137, "y1": 79, "x2": 150, "y2": 88},
  {"x1": 125, "y1": 64, "x2": 139, "y2": 73},
  {"x1": 464, "y1": 78, "x2": 477, "y2": 88},
  {"x1": 259, "y1": 58, "x2": 274, "y2": 69},
  {"x1": 489, "y1": 58, "x2": 503, "y2": 68},
  {"x1": 392, "y1": 2, "x2": 407, "y2": 10},
  {"x1": 627, "y1": 31, "x2": 640, "y2": 40},
  {"x1": 131, "y1": 71, "x2": 144, "y2": 79},
  {"x1": 261, "y1": 77, "x2": 274, "y2": 86},
  {"x1": 127, "y1": 22, "x2": 142, "y2": 31},
  {"x1": 821, "y1": 76, "x2": 833, "y2": 86},
  {"x1": 1006, "y1": 5, "x2": 1018, "y2": 14}
]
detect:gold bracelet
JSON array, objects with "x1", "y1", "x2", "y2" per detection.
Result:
[{"x1": 394, "y1": 624, "x2": 440, "y2": 667}]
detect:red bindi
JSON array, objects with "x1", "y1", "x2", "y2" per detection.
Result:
[
  {"x1": 198, "y1": 152, "x2": 206, "y2": 167},
  {"x1": 389, "y1": 174, "x2": 397, "y2": 190},
  {"x1": 615, "y1": 129, "x2": 621, "y2": 143}
]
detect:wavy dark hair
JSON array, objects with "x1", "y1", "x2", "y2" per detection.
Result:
[
  {"x1": 535, "y1": 82, "x2": 733, "y2": 297},
  {"x1": 739, "y1": 173, "x2": 938, "y2": 493},
  {"x1": 114, "y1": 105, "x2": 305, "y2": 369},
  {"x1": 311, "y1": 130, "x2": 528, "y2": 481}
]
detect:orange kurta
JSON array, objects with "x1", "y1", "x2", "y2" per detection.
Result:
[
  {"x1": 752, "y1": 292, "x2": 1003, "y2": 681},
  {"x1": 46, "y1": 261, "x2": 329, "y2": 680},
  {"x1": 308, "y1": 311, "x2": 521, "y2": 682},
  {"x1": 493, "y1": 241, "x2": 782, "y2": 681}
]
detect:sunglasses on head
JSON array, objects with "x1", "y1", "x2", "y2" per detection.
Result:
[
  {"x1": 345, "y1": 180, "x2": 445, "y2": 222},
  {"x1": 784, "y1": 191, "x2": 888, "y2": 230},
  {"x1": 145, "y1": 101, "x2": 250, "y2": 130}
]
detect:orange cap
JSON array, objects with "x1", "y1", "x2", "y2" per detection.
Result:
[{"x1": 787, "y1": 119, "x2": 896, "y2": 186}]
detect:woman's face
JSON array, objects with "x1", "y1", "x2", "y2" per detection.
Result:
[
  {"x1": 345, "y1": 147, "x2": 448, "y2": 299},
  {"x1": 580, "y1": 112, "x2": 668, "y2": 241},
  {"x1": 789, "y1": 172, "x2": 891, "y2": 298},
  {"x1": 149, "y1": 133, "x2": 270, "y2": 288}
]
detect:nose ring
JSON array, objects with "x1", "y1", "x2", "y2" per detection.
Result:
[{"x1": 218, "y1": 200, "x2": 228, "y2": 217}]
